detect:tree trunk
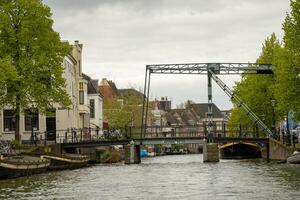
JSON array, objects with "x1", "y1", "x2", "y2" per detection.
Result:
[{"x1": 15, "y1": 96, "x2": 21, "y2": 142}]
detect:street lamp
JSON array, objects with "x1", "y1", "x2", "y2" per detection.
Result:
[
  {"x1": 271, "y1": 99, "x2": 276, "y2": 139},
  {"x1": 259, "y1": 114, "x2": 266, "y2": 138},
  {"x1": 30, "y1": 105, "x2": 37, "y2": 144}
]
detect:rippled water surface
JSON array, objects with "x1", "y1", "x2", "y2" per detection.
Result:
[{"x1": 0, "y1": 154, "x2": 300, "y2": 200}]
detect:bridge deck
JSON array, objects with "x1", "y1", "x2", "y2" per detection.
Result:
[{"x1": 61, "y1": 137, "x2": 269, "y2": 148}]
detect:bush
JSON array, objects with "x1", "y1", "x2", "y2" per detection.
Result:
[
  {"x1": 10, "y1": 140, "x2": 23, "y2": 149},
  {"x1": 100, "y1": 150, "x2": 111, "y2": 163}
]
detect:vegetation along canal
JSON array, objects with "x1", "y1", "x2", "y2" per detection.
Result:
[{"x1": 0, "y1": 154, "x2": 299, "y2": 200}]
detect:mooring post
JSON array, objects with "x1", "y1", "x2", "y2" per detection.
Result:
[
  {"x1": 203, "y1": 139, "x2": 219, "y2": 162},
  {"x1": 135, "y1": 144, "x2": 141, "y2": 164},
  {"x1": 130, "y1": 140, "x2": 135, "y2": 164}
]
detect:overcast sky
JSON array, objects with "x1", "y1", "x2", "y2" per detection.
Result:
[{"x1": 44, "y1": 0, "x2": 290, "y2": 110}]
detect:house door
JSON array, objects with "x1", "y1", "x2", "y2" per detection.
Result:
[{"x1": 46, "y1": 110, "x2": 56, "y2": 141}]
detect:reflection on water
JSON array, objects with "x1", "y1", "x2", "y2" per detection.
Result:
[{"x1": 0, "y1": 154, "x2": 299, "y2": 200}]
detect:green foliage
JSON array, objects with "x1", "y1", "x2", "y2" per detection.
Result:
[
  {"x1": 0, "y1": 0, "x2": 71, "y2": 140},
  {"x1": 10, "y1": 139, "x2": 23, "y2": 149},
  {"x1": 0, "y1": 0, "x2": 71, "y2": 111},
  {"x1": 276, "y1": 0, "x2": 300, "y2": 120},
  {"x1": 228, "y1": 33, "x2": 281, "y2": 136},
  {"x1": 104, "y1": 94, "x2": 144, "y2": 129},
  {"x1": 100, "y1": 150, "x2": 111, "y2": 163},
  {"x1": 0, "y1": 56, "x2": 19, "y2": 105},
  {"x1": 229, "y1": 0, "x2": 300, "y2": 133},
  {"x1": 171, "y1": 144, "x2": 184, "y2": 151}
]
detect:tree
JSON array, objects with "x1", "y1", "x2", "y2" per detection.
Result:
[
  {"x1": 0, "y1": 0, "x2": 71, "y2": 141},
  {"x1": 227, "y1": 33, "x2": 281, "y2": 136},
  {"x1": 103, "y1": 95, "x2": 144, "y2": 129},
  {"x1": 275, "y1": 0, "x2": 300, "y2": 121}
]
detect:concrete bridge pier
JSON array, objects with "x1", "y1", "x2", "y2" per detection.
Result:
[
  {"x1": 124, "y1": 141, "x2": 141, "y2": 164},
  {"x1": 203, "y1": 140, "x2": 219, "y2": 162}
]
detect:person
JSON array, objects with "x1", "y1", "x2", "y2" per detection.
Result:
[{"x1": 73, "y1": 129, "x2": 78, "y2": 142}]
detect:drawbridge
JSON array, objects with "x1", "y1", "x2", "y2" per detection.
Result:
[{"x1": 140, "y1": 63, "x2": 274, "y2": 141}]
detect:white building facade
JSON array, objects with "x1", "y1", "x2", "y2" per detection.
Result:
[{"x1": 0, "y1": 41, "x2": 103, "y2": 142}]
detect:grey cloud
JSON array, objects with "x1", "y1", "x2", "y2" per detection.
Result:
[{"x1": 43, "y1": 0, "x2": 290, "y2": 109}]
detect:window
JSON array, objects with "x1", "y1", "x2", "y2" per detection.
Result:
[
  {"x1": 90, "y1": 99, "x2": 95, "y2": 118},
  {"x1": 188, "y1": 119, "x2": 195, "y2": 126},
  {"x1": 25, "y1": 109, "x2": 39, "y2": 131},
  {"x1": 3, "y1": 110, "x2": 15, "y2": 132},
  {"x1": 216, "y1": 122, "x2": 223, "y2": 131},
  {"x1": 79, "y1": 82, "x2": 84, "y2": 90},
  {"x1": 79, "y1": 91, "x2": 84, "y2": 105}
]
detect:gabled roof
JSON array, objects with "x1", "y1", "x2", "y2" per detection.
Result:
[
  {"x1": 82, "y1": 73, "x2": 102, "y2": 96},
  {"x1": 164, "y1": 112, "x2": 179, "y2": 125},
  {"x1": 190, "y1": 103, "x2": 223, "y2": 118},
  {"x1": 108, "y1": 81, "x2": 118, "y2": 96},
  {"x1": 99, "y1": 78, "x2": 118, "y2": 98}
]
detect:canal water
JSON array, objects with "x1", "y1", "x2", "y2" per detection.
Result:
[{"x1": 0, "y1": 154, "x2": 299, "y2": 200}]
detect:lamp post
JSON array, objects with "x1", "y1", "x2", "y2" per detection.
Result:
[
  {"x1": 30, "y1": 105, "x2": 37, "y2": 145},
  {"x1": 260, "y1": 114, "x2": 266, "y2": 138},
  {"x1": 271, "y1": 99, "x2": 276, "y2": 139}
]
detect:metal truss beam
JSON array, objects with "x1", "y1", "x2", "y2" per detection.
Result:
[{"x1": 147, "y1": 63, "x2": 273, "y2": 75}]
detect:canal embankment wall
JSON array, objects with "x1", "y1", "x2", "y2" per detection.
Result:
[{"x1": 262, "y1": 139, "x2": 294, "y2": 160}]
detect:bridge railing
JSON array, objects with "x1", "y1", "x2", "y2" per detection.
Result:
[
  {"x1": 20, "y1": 123, "x2": 277, "y2": 145},
  {"x1": 125, "y1": 123, "x2": 273, "y2": 140},
  {"x1": 125, "y1": 124, "x2": 223, "y2": 139},
  {"x1": 22, "y1": 127, "x2": 129, "y2": 145}
]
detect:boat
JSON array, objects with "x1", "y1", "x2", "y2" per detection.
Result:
[
  {"x1": 219, "y1": 142, "x2": 262, "y2": 159},
  {"x1": 165, "y1": 147, "x2": 188, "y2": 155},
  {"x1": 140, "y1": 149, "x2": 148, "y2": 158},
  {"x1": 287, "y1": 151, "x2": 300, "y2": 164},
  {"x1": 147, "y1": 151, "x2": 155, "y2": 157},
  {"x1": 147, "y1": 146, "x2": 155, "y2": 157},
  {"x1": 0, "y1": 155, "x2": 50, "y2": 179},
  {"x1": 42, "y1": 153, "x2": 90, "y2": 170}
]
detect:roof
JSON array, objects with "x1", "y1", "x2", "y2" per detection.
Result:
[
  {"x1": 118, "y1": 88, "x2": 144, "y2": 98},
  {"x1": 190, "y1": 103, "x2": 223, "y2": 118},
  {"x1": 162, "y1": 103, "x2": 224, "y2": 127},
  {"x1": 164, "y1": 109, "x2": 185, "y2": 125},
  {"x1": 164, "y1": 112, "x2": 179, "y2": 125},
  {"x1": 82, "y1": 73, "x2": 102, "y2": 95},
  {"x1": 99, "y1": 78, "x2": 118, "y2": 98}
]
